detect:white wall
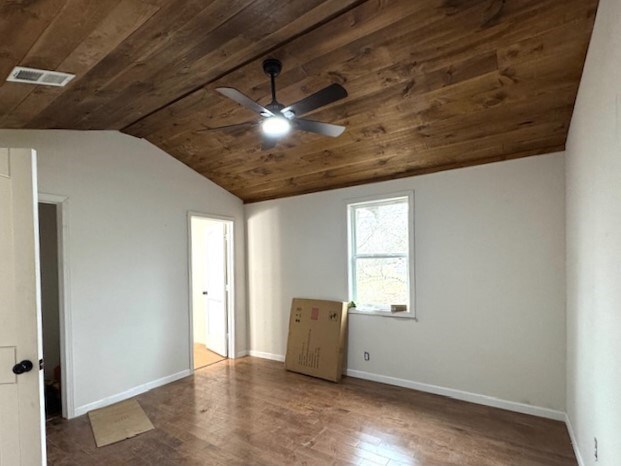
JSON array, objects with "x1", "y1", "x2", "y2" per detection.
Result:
[
  {"x1": 0, "y1": 130, "x2": 247, "y2": 416},
  {"x1": 246, "y1": 153, "x2": 566, "y2": 414},
  {"x1": 38, "y1": 203, "x2": 61, "y2": 380},
  {"x1": 565, "y1": 0, "x2": 621, "y2": 463}
]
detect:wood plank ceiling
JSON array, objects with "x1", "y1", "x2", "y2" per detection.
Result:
[{"x1": 0, "y1": 0, "x2": 598, "y2": 202}]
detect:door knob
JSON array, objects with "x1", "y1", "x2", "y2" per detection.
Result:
[
  {"x1": 202, "y1": 291, "x2": 208, "y2": 295},
  {"x1": 12, "y1": 360, "x2": 33, "y2": 375}
]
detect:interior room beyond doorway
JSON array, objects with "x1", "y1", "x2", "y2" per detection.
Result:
[
  {"x1": 38, "y1": 202, "x2": 62, "y2": 419},
  {"x1": 190, "y1": 215, "x2": 233, "y2": 370}
]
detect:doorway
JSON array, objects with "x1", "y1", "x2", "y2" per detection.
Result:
[
  {"x1": 38, "y1": 203, "x2": 63, "y2": 419},
  {"x1": 189, "y1": 214, "x2": 235, "y2": 370},
  {"x1": 37, "y1": 193, "x2": 72, "y2": 420}
]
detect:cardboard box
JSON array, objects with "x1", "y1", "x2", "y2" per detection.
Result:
[{"x1": 285, "y1": 298, "x2": 348, "y2": 382}]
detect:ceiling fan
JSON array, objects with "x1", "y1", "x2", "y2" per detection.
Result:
[{"x1": 211, "y1": 58, "x2": 348, "y2": 149}]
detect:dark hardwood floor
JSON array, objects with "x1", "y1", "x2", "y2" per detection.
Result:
[{"x1": 46, "y1": 357, "x2": 576, "y2": 465}]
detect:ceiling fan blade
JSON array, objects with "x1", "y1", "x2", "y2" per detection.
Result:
[
  {"x1": 282, "y1": 83, "x2": 347, "y2": 117},
  {"x1": 215, "y1": 87, "x2": 273, "y2": 116},
  {"x1": 261, "y1": 136, "x2": 278, "y2": 150},
  {"x1": 295, "y1": 118, "x2": 346, "y2": 138},
  {"x1": 195, "y1": 121, "x2": 256, "y2": 132}
]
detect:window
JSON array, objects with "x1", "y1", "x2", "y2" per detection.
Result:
[{"x1": 347, "y1": 193, "x2": 414, "y2": 314}]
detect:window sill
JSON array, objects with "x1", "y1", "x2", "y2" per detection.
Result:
[{"x1": 348, "y1": 308, "x2": 418, "y2": 320}]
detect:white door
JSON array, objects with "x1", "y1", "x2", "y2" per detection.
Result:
[
  {"x1": 0, "y1": 148, "x2": 45, "y2": 466},
  {"x1": 204, "y1": 222, "x2": 227, "y2": 357}
]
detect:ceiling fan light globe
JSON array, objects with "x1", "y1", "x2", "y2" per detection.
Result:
[{"x1": 262, "y1": 116, "x2": 291, "y2": 137}]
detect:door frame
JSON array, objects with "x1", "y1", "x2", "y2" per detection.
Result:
[
  {"x1": 38, "y1": 193, "x2": 75, "y2": 419},
  {"x1": 187, "y1": 212, "x2": 236, "y2": 371}
]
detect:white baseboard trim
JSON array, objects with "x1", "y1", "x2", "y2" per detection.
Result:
[
  {"x1": 565, "y1": 414, "x2": 585, "y2": 466},
  {"x1": 248, "y1": 351, "x2": 565, "y2": 421},
  {"x1": 248, "y1": 350, "x2": 285, "y2": 362},
  {"x1": 345, "y1": 369, "x2": 565, "y2": 421},
  {"x1": 234, "y1": 350, "x2": 249, "y2": 359},
  {"x1": 72, "y1": 369, "x2": 191, "y2": 418}
]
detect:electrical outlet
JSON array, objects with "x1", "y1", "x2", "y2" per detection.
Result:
[
  {"x1": 594, "y1": 437, "x2": 598, "y2": 462},
  {"x1": 363, "y1": 351, "x2": 370, "y2": 361}
]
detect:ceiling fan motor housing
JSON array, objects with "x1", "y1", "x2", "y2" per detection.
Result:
[{"x1": 265, "y1": 102, "x2": 287, "y2": 116}]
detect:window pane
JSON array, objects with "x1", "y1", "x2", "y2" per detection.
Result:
[
  {"x1": 354, "y1": 200, "x2": 408, "y2": 254},
  {"x1": 355, "y1": 257, "x2": 408, "y2": 306}
]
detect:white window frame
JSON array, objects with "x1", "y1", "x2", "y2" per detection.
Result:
[{"x1": 347, "y1": 191, "x2": 416, "y2": 319}]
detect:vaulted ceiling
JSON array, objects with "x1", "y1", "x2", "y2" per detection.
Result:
[{"x1": 0, "y1": 0, "x2": 598, "y2": 202}]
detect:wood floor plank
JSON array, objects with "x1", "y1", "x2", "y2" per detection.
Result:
[{"x1": 46, "y1": 357, "x2": 576, "y2": 465}]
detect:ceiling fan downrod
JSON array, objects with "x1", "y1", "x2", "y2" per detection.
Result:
[{"x1": 263, "y1": 58, "x2": 282, "y2": 104}]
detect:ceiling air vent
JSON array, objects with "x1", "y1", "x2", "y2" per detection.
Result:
[{"x1": 6, "y1": 66, "x2": 75, "y2": 87}]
